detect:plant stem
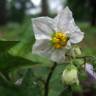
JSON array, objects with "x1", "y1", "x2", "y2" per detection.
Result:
[{"x1": 44, "y1": 62, "x2": 57, "y2": 96}]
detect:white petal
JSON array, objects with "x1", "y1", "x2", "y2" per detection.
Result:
[
  {"x1": 65, "y1": 40, "x2": 71, "y2": 49},
  {"x1": 54, "y1": 7, "x2": 74, "y2": 32},
  {"x1": 32, "y1": 39, "x2": 53, "y2": 57},
  {"x1": 32, "y1": 17, "x2": 54, "y2": 40},
  {"x1": 51, "y1": 49, "x2": 65, "y2": 63},
  {"x1": 69, "y1": 30, "x2": 84, "y2": 43}
]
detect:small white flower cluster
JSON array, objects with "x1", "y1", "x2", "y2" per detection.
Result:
[{"x1": 32, "y1": 7, "x2": 84, "y2": 85}]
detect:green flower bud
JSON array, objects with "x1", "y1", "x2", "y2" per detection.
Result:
[
  {"x1": 70, "y1": 46, "x2": 81, "y2": 57},
  {"x1": 62, "y1": 65, "x2": 79, "y2": 85}
]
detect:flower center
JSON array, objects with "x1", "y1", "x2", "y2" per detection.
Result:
[{"x1": 51, "y1": 32, "x2": 69, "y2": 49}]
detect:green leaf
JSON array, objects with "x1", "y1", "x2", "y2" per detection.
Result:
[
  {"x1": 19, "y1": 69, "x2": 42, "y2": 96},
  {"x1": 48, "y1": 64, "x2": 65, "y2": 96},
  {"x1": 0, "y1": 53, "x2": 38, "y2": 72},
  {"x1": 9, "y1": 20, "x2": 35, "y2": 57},
  {"x1": 0, "y1": 69, "x2": 41, "y2": 96},
  {"x1": 0, "y1": 41, "x2": 18, "y2": 52}
]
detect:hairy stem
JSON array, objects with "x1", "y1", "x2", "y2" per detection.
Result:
[{"x1": 44, "y1": 62, "x2": 57, "y2": 96}]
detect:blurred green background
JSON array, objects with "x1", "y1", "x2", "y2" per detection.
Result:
[{"x1": 0, "y1": 0, "x2": 96, "y2": 96}]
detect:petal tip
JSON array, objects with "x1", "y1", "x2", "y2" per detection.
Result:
[
  {"x1": 64, "y1": 6, "x2": 72, "y2": 14},
  {"x1": 64, "y1": 6, "x2": 70, "y2": 11}
]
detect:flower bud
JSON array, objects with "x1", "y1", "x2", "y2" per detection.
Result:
[
  {"x1": 70, "y1": 46, "x2": 81, "y2": 57},
  {"x1": 62, "y1": 65, "x2": 79, "y2": 85}
]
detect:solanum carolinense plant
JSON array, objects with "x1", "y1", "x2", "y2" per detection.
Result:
[
  {"x1": 32, "y1": 6, "x2": 96, "y2": 96},
  {"x1": 0, "y1": 6, "x2": 96, "y2": 96}
]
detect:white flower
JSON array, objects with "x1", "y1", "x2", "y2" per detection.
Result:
[
  {"x1": 62, "y1": 65, "x2": 79, "y2": 85},
  {"x1": 32, "y1": 7, "x2": 84, "y2": 63}
]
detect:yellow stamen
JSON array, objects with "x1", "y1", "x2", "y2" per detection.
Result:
[
  {"x1": 51, "y1": 32, "x2": 69, "y2": 49},
  {"x1": 52, "y1": 37, "x2": 60, "y2": 43},
  {"x1": 54, "y1": 43, "x2": 62, "y2": 49}
]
